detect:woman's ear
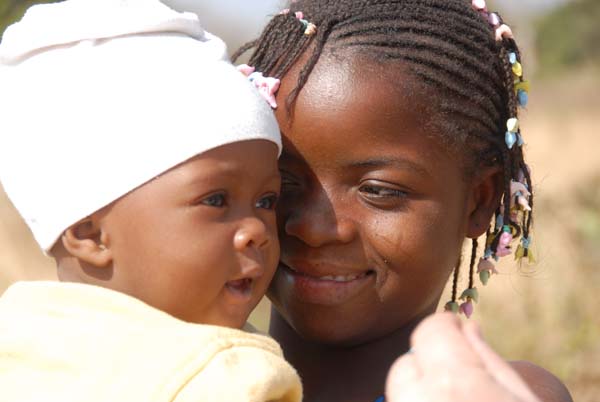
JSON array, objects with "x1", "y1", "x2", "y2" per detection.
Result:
[
  {"x1": 466, "y1": 166, "x2": 504, "y2": 239},
  {"x1": 61, "y1": 216, "x2": 112, "y2": 268}
]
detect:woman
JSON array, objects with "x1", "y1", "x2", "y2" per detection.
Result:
[{"x1": 235, "y1": 1, "x2": 573, "y2": 401}]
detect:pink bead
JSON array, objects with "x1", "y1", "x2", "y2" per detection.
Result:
[
  {"x1": 236, "y1": 64, "x2": 255, "y2": 77},
  {"x1": 510, "y1": 181, "x2": 530, "y2": 198},
  {"x1": 246, "y1": 72, "x2": 281, "y2": 109},
  {"x1": 294, "y1": 11, "x2": 304, "y2": 20},
  {"x1": 495, "y1": 24, "x2": 514, "y2": 41},
  {"x1": 459, "y1": 300, "x2": 474, "y2": 318},
  {"x1": 257, "y1": 77, "x2": 280, "y2": 109},
  {"x1": 477, "y1": 258, "x2": 497, "y2": 274},
  {"x1": 472, "y1": 0, "x2": 487, "y2": 10},
  {"x1": 495, "y1": 231, "x2": 513, "y2": 257},
  {"x1": 488, "y1": 12, "x2": 500, "y2": 26},
  {"x1": 499, "y1": 231, "x2": 513, "y2": 246}
]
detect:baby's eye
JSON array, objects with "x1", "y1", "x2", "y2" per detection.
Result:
[
  {"x1": 255, "y1": 193, "x2": 279, "y2": 210},
  {"x1": 201, "y1": 192, "x2": 227, "y2": 207}
]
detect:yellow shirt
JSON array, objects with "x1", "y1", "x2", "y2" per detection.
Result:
[{"x1": 0, "y1": 281, "x2": 302, "y2": 402}]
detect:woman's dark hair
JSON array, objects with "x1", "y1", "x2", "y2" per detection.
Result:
[{"x1": 234, "y1": 0, "x2": 533, "y2": 311}]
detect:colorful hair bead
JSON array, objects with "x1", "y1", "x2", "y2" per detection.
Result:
[
  {"x1": 515, "y1": 236, "x2": 536, "y2": 264},
  {"x1": 280, "y1": 9, "x2": 317, "y2": 36},
  {"x1": 495, "y1": 24, "x2": 514, "y2": 41},
  {"x1": 505, "y1": 131, "x2": 517, "y2": 149},
  {"x1": 495, "y1": 213, "x2": 504, "y2": 230},
  {"x1": 512, "y1": 61, "x2": 523, "y2": 77},
  {"x1": 514, "y1": 80, "x2": 530, "y2": 93},
  {"x1": 236, "y1": 64, "x2": 281, "y2": 108},
  {"x1": 510, "y1": 180, "x2": 530, "y2": 198},
  {"x1": 507, "y1": 117, "x2": 519, "y2": 133},
  {"x1": 495, "y1": 227, "x2": 513, "y2": 257},
  {"x1": 477, "y1": 258, "x2": 497, "y2": 285},
  {"x1": 444, "y1": 301, "x2": 460, "y2": 313},
  {"x1": 458, "y1": 287, "x2": 479, "y2": 318},
  {"x1": 472, "y1": 0, "x2": 487, "y2": 11},
  {"x1": 518, "y1": 89, "x2": 529, "y2": 107},
  {"x1": 459, "y1": 299, "x2": 474, "y2": 318},
  {"x1": 303, "y1": 22, "x2": 317, "y2": 36},
  {"x1": 488, "y1": 12, "x2": 500, "y2": 27},
  {"x1": 460, "y1": 287, "x2": 479, "y2": 303}
]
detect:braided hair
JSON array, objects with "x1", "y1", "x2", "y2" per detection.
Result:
[{"x1": 234, "y1": 0, "x2": 533, "y2": 316}]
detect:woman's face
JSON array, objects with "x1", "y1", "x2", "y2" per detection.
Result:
[{"x1": 270, "y1": 55, "x2": 475, "y2": 346}]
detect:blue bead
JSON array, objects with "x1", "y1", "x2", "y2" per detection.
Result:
[
  {"x1": 495, "y1": 214, "x2": 504, "y2": 230},
  {"x1": 374, "y1": 396, "x2": 385, "y2": 402},
  {"x1": 517, "y1": 133, "x2": 524, "y2": 146},
  {"x1": 509, "y1": 52, "x2": 517, "y2": 64},
  {"x1": 505, "y1": 131, "x2": 517, "y2": 149},
  {"x1": 518, "y1": 89, "x2": 529, "y2": 107}
]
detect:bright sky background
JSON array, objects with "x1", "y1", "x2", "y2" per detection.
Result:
[{"x1": 163, "y1": 0, "x2": 569, "y2": 54}]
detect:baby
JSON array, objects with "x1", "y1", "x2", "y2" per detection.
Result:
[{"x1": 0, "y1": 1, "x2": 301, "y2": 401}]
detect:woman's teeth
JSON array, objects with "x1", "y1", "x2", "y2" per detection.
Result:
[
  {"x1": 318, "y1": 274, "x2": 361, "y2": 282},
  {"x1": 284, "y1": 265, "x2": 373, "y2": 282}
]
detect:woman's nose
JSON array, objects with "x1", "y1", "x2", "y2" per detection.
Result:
[
  {"x1": 282, "y1": 192, "x2": 356, "y2": 248},
  {"x1": 233, "y1": 216, "x2": 270, "y2": 252}
]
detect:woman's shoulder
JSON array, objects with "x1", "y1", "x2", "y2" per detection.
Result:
[{"x1": 509, "y1": 360, "x2": 573, "y2": 402}]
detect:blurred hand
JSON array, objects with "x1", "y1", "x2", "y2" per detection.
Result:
[{"x1": 386, "y1": 313, "x2": 541, "y2": 402}]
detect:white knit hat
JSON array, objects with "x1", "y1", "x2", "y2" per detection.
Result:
[{"x1": 0, "y1": 0, "x2": 281, "y2": 253}]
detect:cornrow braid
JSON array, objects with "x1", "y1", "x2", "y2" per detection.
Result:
[{"x1": 235, "y1": 0, "x2": 534, "y2": 317}]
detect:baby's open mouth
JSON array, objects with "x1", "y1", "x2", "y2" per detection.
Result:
[{"x1": 225, "y1": 278, "x2": 253, "y2": 296}]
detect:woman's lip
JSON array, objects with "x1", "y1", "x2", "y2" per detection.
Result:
[
  {"x1": 276, "y1": 263, "x2": 375, "y2": 306},
  {"x1": 280, "y1": 261, "x2": 372, "y2": 280}
]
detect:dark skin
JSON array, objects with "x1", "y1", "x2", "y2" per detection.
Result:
[{"x1": 269, "y1": 52, "x2": 571, "y2": 402}]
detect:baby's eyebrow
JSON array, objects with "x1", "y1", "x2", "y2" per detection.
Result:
[{"x1": 346, "y1": 157, "x2": 431, "y2": 177}]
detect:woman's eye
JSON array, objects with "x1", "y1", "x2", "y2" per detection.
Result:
[
  {"x1": 280, "y1": 170, "x2": 300, "y2": 190},
  {"x1": 200, "y1": 193, "x2": 226, "y2": 207},
  {"x1": 359, "y1": 184, "x2": 407, "y2": 199},
  {"x1": 255, "y1": 193, "x2": 279, "y2": 210}
]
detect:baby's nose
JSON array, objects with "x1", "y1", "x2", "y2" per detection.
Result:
[{"x1": 233, "y1": 216, "x2": 270, "y2": 252}]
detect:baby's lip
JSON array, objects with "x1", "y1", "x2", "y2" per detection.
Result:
[
  {"x1": 231, "y1": 262, "x2": 265, "y2": 281},
  {"x1": 226, "y1": 277, "x2": 252, "y2": 289}
]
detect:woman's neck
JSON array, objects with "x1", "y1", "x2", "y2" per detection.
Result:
[{"x1": 269, "y1": 308, "x2": 425, "y2": 402}]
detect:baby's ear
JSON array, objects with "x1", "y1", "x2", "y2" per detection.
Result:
[
  {"x1": 466, "y1": 166, "x2": 503, "y2": 239},
  {"x1": 61, "y1": 215, "x2": 112, "y2": 268}
]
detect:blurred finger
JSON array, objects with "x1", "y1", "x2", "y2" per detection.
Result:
[
  {"x1": 411, "y1": 313, "x2": 485, "y2": 374},
  {"x1": 385, "y1": 353, "x2": 422, "y2": 402}
]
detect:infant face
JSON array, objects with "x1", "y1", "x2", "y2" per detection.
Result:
[{"x1": 101, "y1": 139, "x2": 280, "y2": 327}]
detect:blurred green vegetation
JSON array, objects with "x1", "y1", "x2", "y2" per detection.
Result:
[
  {"x1": 0, "y1": 0, "x2": 62, "y2": 41},
  {"x1": 535, "y1": 0, "x2": 600, "y2": 75}
]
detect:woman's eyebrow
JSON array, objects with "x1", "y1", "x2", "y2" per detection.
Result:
[{"x1": 345, "y1": 157, "x2": 431, "y2": 177}]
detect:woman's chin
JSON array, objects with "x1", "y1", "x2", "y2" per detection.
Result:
[{"x1": 269, "y1": 299, "x2": 380, "y2": 347}]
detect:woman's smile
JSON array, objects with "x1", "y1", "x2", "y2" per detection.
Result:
[{"x1": 276, "y1": 261, "x2": 376, "y2": 305}]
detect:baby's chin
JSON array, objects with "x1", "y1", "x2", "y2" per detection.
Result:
[{"x1": 199, "y1": 295, "x2": 263, "y2": 330}]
